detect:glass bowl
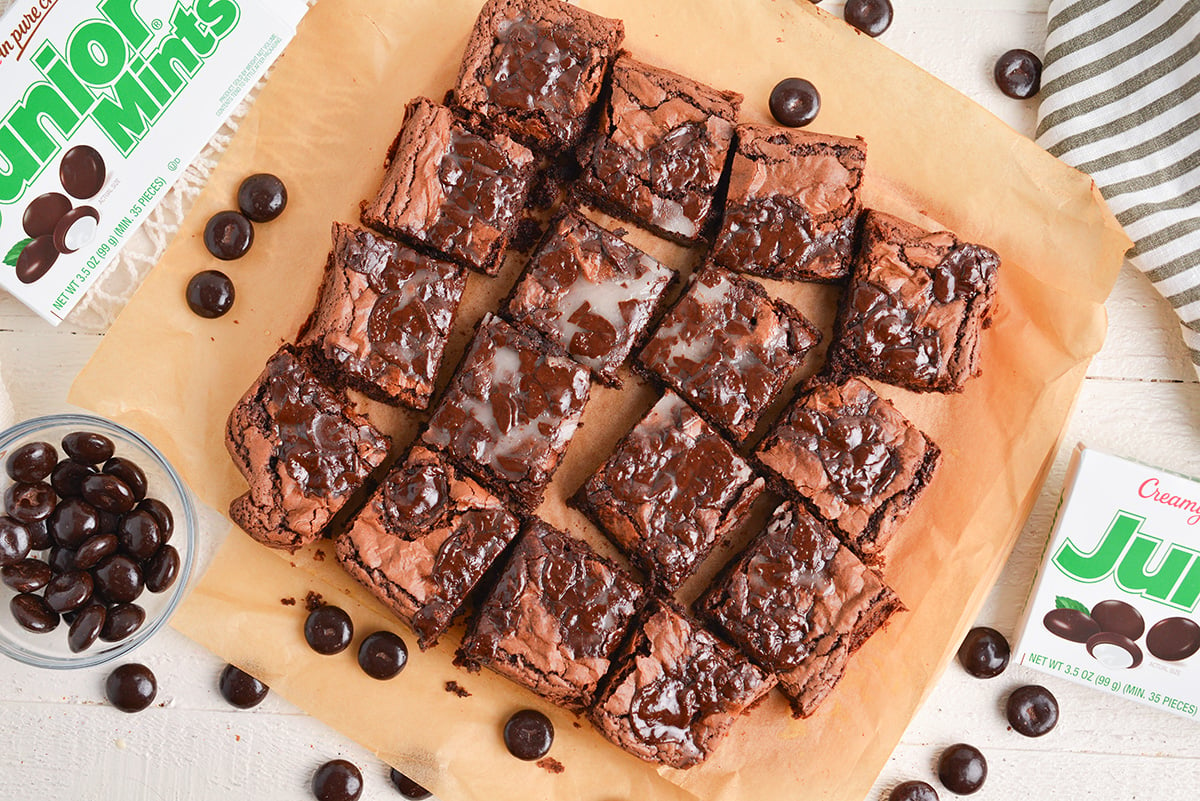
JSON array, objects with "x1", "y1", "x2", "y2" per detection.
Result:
[{"x1": 0, "y1": 413, "x2": 196, "y2": 669}]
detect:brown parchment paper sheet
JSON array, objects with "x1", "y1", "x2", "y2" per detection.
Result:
[{"x1": 69, "y1": 1, "x2": 1132, "y2": 800}]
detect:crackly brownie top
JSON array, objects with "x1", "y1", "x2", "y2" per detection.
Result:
[
  {"x1": 711, "y1": 124, "x2": 866, "y2": 282},
  {"x1": 757, "y1": 378, "x2": 934, "y2": 540},
  {"x1": 361, "y1": 97, "x2": 534, "y2": 271},
  {"x1": 422, "y1": 313, "x2": 590, "y2": 490},
  {"x1": 590, "y1": 599, "x2": 775, "y2": 769},
  {"x1": 578, "y1": 392, "x2": 763, "y2": 590},
  {"x1": 453, "y1": 0, "x2": 623, "y2": 151},
  {"x1": 298, "y1": 222, "x2": 466, "y2": 407},
  {"x1": 505, "y1": 210, "x2": 676, "y2": 381},
  {"x1": 638, "y1": 265, "x2": 820, "y2": 440},
  {"x1": 835, "y1": 211, "x2": 1000, "y2": 390},
  {"x1": 579, "y1": 54, "x2": 742, "y2": 242},
  {"x1": 698, "y1": 501, "x2": 890, "y2": 672},
  {"x1": 464, "y1": 520, "x2": 643, "y2": 707},
  {"x1": 338, "y1": 446, "x2": 520, "y2": 647}
]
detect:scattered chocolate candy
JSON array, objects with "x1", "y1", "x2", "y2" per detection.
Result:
[
  {"x1": 1042, "y1": 607, "x2": 1099, "y2": 643},
  {"x1": 219, "y1": 664, "x2": 270, "y2": 709},
  {"x1": 769, "y1": 77, "x2": 821, "y2": 127},
  {"x1": 60, "y1": 144, "x2": 106, "y2": 200},
  {"x1": 0, "y1": 515, "x2": 31, "y2": 566},
  {"x1": 994, "y1": 49, "x2": 1042, "y2": 99},
  {"x1": 956, "y1": 626, "x2": 1010, "y2": 678},
  {"x1": 311, "y1": 759, "x2": 363, "y2": 801},
  {"x1": 204, "y1": 210, "x2": 254, "y2": 260},
  {"x1": 357, "y1": 631, "x2": 409, "y2": 680},
  {"x1": 503, "y1": 709, "x2": 554, "y2": 761},
  {"x1": 62, "y1": 431, "x2": 115, "y2": 465},
  {"x1": 67, "y1": 603, "x2": 106, "y2": 652},
  {"x1": 238, "y1": 173, "x2": 288, "y2": 223},
  {"x1": 22, "y1": 193, "x2": 72, "y2": 239},
  {"x1": 844, "y1": 0, "x2": 893, "y2": 37},
  {"x1": 7, "y1": 441, "x2": 57, "y2": 483},
  {"x1": 53, "y1": 206, "x2": 99, "y2": 255},
  {"x1": 889, "y1": 780, "x2": 939, "y2": 801},
  {"x1": 11, "y1": 593, "x2": 59, "y2": 632},
  {"x1": 937, "y1": 743, "x2": 986, "y2": 795},
  {"x1": 100, "y1": 602, "x2": 146, "y2": 642},
  {"x1": 105, "y1": 662, "x2": 157, "y2": 713},
  {"x1": 43, "y1": 570, "x2": 94, "y2": 613},
  {"x1": 2, "y1": 558, "x2": 52, "y2": 592},
  {"x1": 1091, "y1": 599, "x2": 1144, "y2": 640},
  {"x1": 186, "y1": 270, "x2": 236, "y2": 319},
  {"x1": 16, "y1": 235, "x2": 59, "y2": 284},
  {"x1": 1006, "y1": 684, "x2": 1058, "y2": 737},
  {"x1": 1146, "y1": 616, "x2": 1200, "y2": 662},
  {"x1": 389, "y1": 768, "x2": 432, "y2": 799},
  {"x1": 6, "y1": 481, "x2": 56, "y2": 523},
  {"x1": 1086, "y1": 631, "x2": 1143, "y2": 669},
  {"x1": 305, "y1": 605, "x2": 354, "y2": 655},
  {"x1": 144, "y1": 545, "x2": 181, "y2": 593}
]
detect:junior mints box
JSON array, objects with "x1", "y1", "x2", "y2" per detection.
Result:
[{"x1": 1015, "y1": 445, "x2": 1200, "y2": 721}]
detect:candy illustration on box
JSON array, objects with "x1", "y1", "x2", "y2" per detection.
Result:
[
  {"x1": 0, "y1": 0, "x2": 309, "y2": 324},
  {"x1": 1016, "y1": 446, "x2": 1200, "y2": 720}
]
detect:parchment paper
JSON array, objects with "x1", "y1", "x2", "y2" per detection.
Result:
[{"x1": 69, "y1": 1, "x2": 1132, "y2": 800}]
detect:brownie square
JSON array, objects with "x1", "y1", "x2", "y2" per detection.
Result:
[
  {"x1": 756, "y1": 377, "x2": 941, "y2": 565},
  {"x1": 453, "y1": 0, "x2": 624, "y2": 153},
  {"x1": 589, "y1": 599, "x2": 775, "y2": 769},
  {"x1": 361, "y1": 97, "x2": 536, "y2": 276},
  {"x1": 335, "y1": 446, "x2": 521, "y2": 649},
  {"x1": 572, "y1": 391, "x2": 765, "y2": 592},
  {"x1": 637, "y1": 265, "x2": 821, "y2": 442},
  {"x1": 297, "y1": 222, "x2": 466, "y2": 410},
  {"x1": 503, "y1": 209, "x2": 677, "y2": 385},
  {"x1": 460, "y1": 520, "x2": 643, "y2": 710},
  {"x1": 575, "y1": 53, "x2": 742, "y2": 245},
  {"x1": 696, "y1": 501, "x2": 903, "y2": 718},
  {"x1": 710, "y1": 124, "x2": 866, "y2": 283},
  {"x1": 422, "y1": 313, "x2": 590, "y2": 509},
  {"x1": 225, "y1": 345, "x2": 391, "y2": 550},
  {"x1": 826, "y1": 210, "x2": 1001, "y2": 393}
]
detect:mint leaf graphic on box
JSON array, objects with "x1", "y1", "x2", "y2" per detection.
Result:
[
  {"x1": 3, "y1": 239, "x2": 33, "y2": 268},
  {"x1": 1055, "y1": 596, "x2": 1089, "y2": 613}
]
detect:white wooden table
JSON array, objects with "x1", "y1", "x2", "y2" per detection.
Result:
[{"x1": 3, "y1": 1, "x2": 1199, "y2": 799}]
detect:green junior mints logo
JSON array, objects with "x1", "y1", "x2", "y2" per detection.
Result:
[
  {"x1": 0, "y1": 0, "x2": 241, "y2": 222},
  {"x1": 1053, "y1": 510, "x2": 1200, "y2": 612}
]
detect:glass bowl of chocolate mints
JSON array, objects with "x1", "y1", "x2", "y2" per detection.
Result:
[{"x1": 0, "y1": 414, "x2": 196, "y2": 669}]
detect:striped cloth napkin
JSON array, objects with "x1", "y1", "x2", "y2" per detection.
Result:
[{"x1": 1036, "y1": 0, "x2": 1200, "y2": 377}]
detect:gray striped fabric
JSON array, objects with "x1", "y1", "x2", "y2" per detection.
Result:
[{"x1": 1037, "y1": 0, "x2": 1200, "y2": 375}]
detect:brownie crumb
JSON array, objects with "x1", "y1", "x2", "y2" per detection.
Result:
[
  {"x1": 304, "y1": 591, "x2": 325, "y2": 612},
  {"x1": 280, "y1": 597, "x2": 297, "y2": 606},
  {"x1": 313, "y1": 549, "x2": 326, "y2": 562},
  {"x1": 537, "y1": 757, "x2": 564, "y2": 774},
  {"x1": 610, "y1": 227, "x2": 628, "y2": 238},
  {"x1": 571, "y1": 721, "x2": 582, "y2": 729},
  {"x1": 511, "y1": 218, "x2": 544, "y2": 253},
  {"x1": 444, "y1": 680, "x2": 471, "y2": 698}
]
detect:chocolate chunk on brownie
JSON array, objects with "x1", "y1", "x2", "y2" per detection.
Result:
[
  {"x1": 453, "y1": 0, "x2": 624, "y2": 153},
  {"x1": 572, "y1": 391, "x2": 764, "y2": 592},
  {"x1": 756, "y1": 377, "x2": 940, "y2": 565},
  {"x1": 297, "y1": 222, "x2": 466, "y2": 410},
  {"x1": 361, "y1": 97, "x2": 536, "y2": 276},
  {"x1": 336, "y1": 446, "x2": 521, "y2": 649},
  {"x1": 422, "y1": 313, "x2": 590, "y2": 509},
  {"x1": 696, "y1": 501, "x2": 903, "y2": 718},
  {"x1": 459, "y1": 520, "x2": 643, "y2": 710},
  {"x1": 503, "y1": 209, "x2": 677, "y2": 385},
  {"x1": 225, "y1": 345, "x2": 391, "y2": 550},
  {"x1": 826, "y1": 210, "x2": 1001, "y2": 392},
  {"x1": 637, "y1": 265, "x2": 821, "y2": 442},
  {"x1": 711, "y1": 124, "x2": 866, "y2": 282},
  {"x1": 575, "y1": 53, "x2": 742, "y2": 245},
  {"x1": 589, "y1": 599, "x2": 775, "y2": 769}
]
